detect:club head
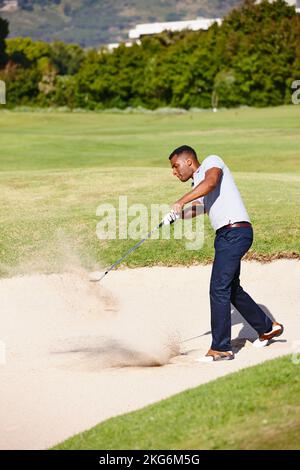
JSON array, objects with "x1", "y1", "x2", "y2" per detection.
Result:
[{"x1": 89, "y1": 271, "x2": 105, "y2": 282}]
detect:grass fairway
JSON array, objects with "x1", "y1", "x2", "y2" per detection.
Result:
[
  {"x1": 52, "y1": 355, "x2": 300, "y2": 450},
  {"x1": 0, "y1": 106, "x2": 299, "y2": 276}
]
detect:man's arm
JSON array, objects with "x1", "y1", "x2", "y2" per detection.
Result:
[
  {"x1": 181, "y1": 201, "x2": 204, "y2": 219},
  {"x1": 171, "y1": 167, "x2": 222, "y2": 213}
]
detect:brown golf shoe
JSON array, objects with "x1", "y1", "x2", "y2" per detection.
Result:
[
  {"x1": 205, "y1": 349, "x2": 235, "y2": 361},
  {"x1": 253, "y1": 321, "x2": 284, "y2": 348},
  {"x1": 258, "y1": 321, "x2": 284, "y2": 342}
]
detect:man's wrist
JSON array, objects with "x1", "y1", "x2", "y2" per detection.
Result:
[
  {"x1": 177, "y1": 200, "x2": 185, "y2": 211},
  {"x1": 178, "y1": 196, "x2": 188, "y2": 207}
]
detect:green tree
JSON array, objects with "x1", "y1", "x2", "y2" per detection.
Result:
[
  {"x1": 216, "y1": 0, "x2": 299, "y2": 106},
  {"x1": 2, "y1": 0, "x2": 300, "y2": 109},
  {"x1": 212, "y1": 70, "x2": 236, "y2": 109},
  {"x1": 49, "y1": 41, "x2": 84, "y2": 75}
]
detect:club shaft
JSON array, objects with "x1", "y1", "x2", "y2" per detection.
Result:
[{"x1": 101, "y1": 221, "x2": 164, "y2": 279}]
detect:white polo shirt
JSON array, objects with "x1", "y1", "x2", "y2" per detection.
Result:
[{"x1": 192, "y1": 155, "x2": 251, "y2": 231}]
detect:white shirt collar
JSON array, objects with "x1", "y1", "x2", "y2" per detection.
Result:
[{"x1": 192, "y1": 165, "x2": 201, "y2": 180}]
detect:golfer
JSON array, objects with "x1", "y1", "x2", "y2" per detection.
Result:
[{"x1": 167, "y1": 145, "x2": 283, "y2": 361}]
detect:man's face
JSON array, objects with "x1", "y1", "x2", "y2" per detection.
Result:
[{"x1": 170, "y1": 153, "x2": 194, "y2": 182}]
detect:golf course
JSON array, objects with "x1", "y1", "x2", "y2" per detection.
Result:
[
  {"x1": 0, "y1": 105, "x2": 299, "y2": 275},
  {"x1": 0, "y1": 104, "x2": 299, "y2": 450}
]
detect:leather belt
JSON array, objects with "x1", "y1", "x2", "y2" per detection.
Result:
[{"x1": 216, "y1": 221, "x2": 252, "y2": 234}]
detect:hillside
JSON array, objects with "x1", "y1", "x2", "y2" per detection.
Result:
[{"x1": 0, "y1": 0, "x2": 243, "y2": 46}]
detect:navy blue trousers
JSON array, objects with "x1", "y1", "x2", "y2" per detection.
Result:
[{"x1": 210, "y1": 226, "x2": 273, "y2": 351}]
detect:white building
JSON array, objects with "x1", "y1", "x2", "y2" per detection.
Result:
[
  {"x1": 128, "y1": 18, "x2": 222, "y2": 40},
  {"x1": 106, "y1": 41, "x2": 139, "y2": 51}
]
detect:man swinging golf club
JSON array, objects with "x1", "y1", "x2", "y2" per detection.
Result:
[{"x1": 167, "y1": 145, "x2": 284, "y2": 361}]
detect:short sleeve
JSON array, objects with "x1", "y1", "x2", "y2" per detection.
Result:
[{"x1": 202, "y1": 155, "x2": 224, "y2": 171}]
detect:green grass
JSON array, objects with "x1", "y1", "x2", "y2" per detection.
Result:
[
  {"x1": 0, "y1": 106, "x2": 299, "y2": 276},
  {"x1": 52, "y1": 355, "x2": 300, "y2": 450}
]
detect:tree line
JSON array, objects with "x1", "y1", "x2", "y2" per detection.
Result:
[{"x1": 0, "y1": 0, "x2": 299, "y2": 109}]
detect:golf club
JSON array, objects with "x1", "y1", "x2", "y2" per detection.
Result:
[{"x1": 89, "y1": 212, "x2": 179, "y2": 282}]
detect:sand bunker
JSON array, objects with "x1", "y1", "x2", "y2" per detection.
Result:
[{"x1": 0, "y1": 259, "x2": 299, "y2": 449}]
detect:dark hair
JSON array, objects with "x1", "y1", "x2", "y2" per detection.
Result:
[{"x1": 169, "y1": 145, "x2": 197, "y2": 160}]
